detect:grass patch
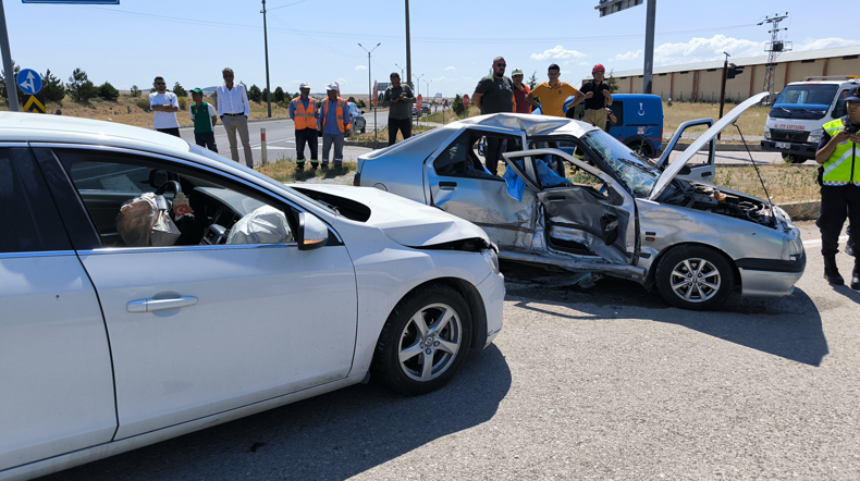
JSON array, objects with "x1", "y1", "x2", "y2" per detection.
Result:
[
  {"x1": 663, "y1": 101, "x2": 769, "y2": 139},
  {"x1": 254, "y1": 156, "x2": 356, "y2": 183},
  {"x1": 713, "y1": 165, "x2": 819, "y2": 204},
  {"x1": 352, "y1": 123, "x2": 436, "y2": 143}
]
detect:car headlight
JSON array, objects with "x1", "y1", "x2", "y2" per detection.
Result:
[
  {"x1": 764, "y1": 129, "x2": 771, "y2": 140},
  {"x1": 808, "y1": 128, "x2": 823, "y2": 144},
  {"x1": 481, "y1": 248, "x2": 500, "y2": 274}
]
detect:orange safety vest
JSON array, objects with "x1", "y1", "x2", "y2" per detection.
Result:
[
  {"x1": 291, "y1": 97, "x2": 318, "y2": 130},
  {"x1": 320, "y1": 98, "x2": 351, "y2": 133}
]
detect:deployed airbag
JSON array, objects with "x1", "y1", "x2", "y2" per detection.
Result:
[
  {"x1": 226, "y1": 205, "x2": 293, "y2": 245},
  {"x1": 116, "y1": 193, "x2": 181, "y2": 247}
]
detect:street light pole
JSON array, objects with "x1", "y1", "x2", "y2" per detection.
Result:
[
  {"x1": 642, "y1": 0, "x2": 656, "y2": 94},
  {"x1": 261, "y1": 0, "x2": 272, "y2": 117},
  {"x1": 0, "y1": 0, "x2": 19, "y2": 112},
  {"x1": 405, "y1": 0, "x2": 412, "y2": 90},
  {"x1": 395, "y1": 63, "x2": 404, "y2": 79},
  {"x1": 359, "y1": 42, "x2": 381, "y2": 146}
]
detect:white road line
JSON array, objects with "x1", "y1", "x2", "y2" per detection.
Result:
[
  {"x1": 803, "y1": 235, "x2": 850, "y2": 247},
  {"x1": 252, "y1": 146, "x2": 291, "y2": 150}
]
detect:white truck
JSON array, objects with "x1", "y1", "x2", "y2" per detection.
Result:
[{"x1": 761, "y1": 75, "x2": 859, "y2": 163}]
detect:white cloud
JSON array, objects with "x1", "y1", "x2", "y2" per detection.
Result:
[
  {"x1": 578, "y1": 61, "x2": 590, "y2": 66},
  {"x1": 336, "y1": 78, "x2": 347, "y2": 85},
  {"x1": 614, "y1": 50, "x2": 642, "y2": 61},
  {"x1": 652, "y1": 35, "x2": 763, "y2": 66},
  {"x1": 355, "y1": 65, "x2": 367, "y2": 71},
  {"x1": 530, "y1": 45, "x2": 587, "y2": 61},
  {"x1": 445, "y1": 66, "x2": 456, "y2": 72},
  {"x1": 795, "y1": 37, "x2": 860, "y2": 51}
]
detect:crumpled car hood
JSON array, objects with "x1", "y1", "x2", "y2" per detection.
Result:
[{"x1": 291, "y1": 184, "x2": 491, "y2": 247}]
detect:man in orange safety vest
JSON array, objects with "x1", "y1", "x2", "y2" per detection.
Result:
[
  {"x1": 317, "y1": 83, "x2": 352, "y2": 169},
  {"x1": 289, "y1": 82, "x2": 319, "y2": 171}
]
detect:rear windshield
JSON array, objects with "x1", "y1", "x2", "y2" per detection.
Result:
[{"x1": 770, "y1": 85, "x2": 838, "y2": 120}]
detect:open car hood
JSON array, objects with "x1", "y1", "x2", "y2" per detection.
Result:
[
  {"x1": 292, "y1": 184, "x2": 491, "y2": 248},
  {"x1": 648, "y1": 92, "x2": 769, "y2": 201}
]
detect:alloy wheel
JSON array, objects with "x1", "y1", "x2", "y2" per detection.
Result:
[
  {"x1": 669, "y1": 258, "x2": 722, "y2": 303},
  {"x1": 398, "y1": 303, "x2": 463, "y2": 382}
]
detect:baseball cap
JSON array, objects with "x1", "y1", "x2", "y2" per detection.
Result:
[
  {"x1": 846, "y1": 86, "x2": 860, "y2": 102},
  {"x1": 190, "y1": 88, "x2": 203, "y2": 95},
  {"x1": 326, "y1": 83, "x2": 338, "y2": 91},
  {"x1": 592, "y1": 64, "x2": 606, "y2": 73},
  {"x1": 299, "y1": 82, "x2": 311, "y2": 89},
  {"x1": 512, "y1": 68, "x2": 524, "y2": 77}
]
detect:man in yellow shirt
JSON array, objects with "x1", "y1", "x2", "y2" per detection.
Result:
[{"x1": 527, "y1": 63, "x2": 585, "y2": 117}]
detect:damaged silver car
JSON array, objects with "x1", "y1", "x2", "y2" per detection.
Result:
[{"x1": 355, "y1": 93, "x2": 806, "y2": 310}]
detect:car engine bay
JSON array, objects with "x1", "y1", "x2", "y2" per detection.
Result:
[{"x1": 661, "y1": 182, "x2": 776, "y2": 227}]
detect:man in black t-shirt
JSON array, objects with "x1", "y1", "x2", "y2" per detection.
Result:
[
  {"x1": 472, "y1": 56, "x2": 514, "y2": 174},
  {"x1": 580, "y1": 64, "x2": 613, "y2": 131}
]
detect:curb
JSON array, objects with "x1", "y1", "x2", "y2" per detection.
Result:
[
  {"x1": 147, "y1": 117, "x2": 293, "y2": 131},
  {"x1": 776, "y1": 200, "x2": 820, "y2": 221}
]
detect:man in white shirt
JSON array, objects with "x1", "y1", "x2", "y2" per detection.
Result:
[
  {"x1": 149, "y1": 76, "x2": 180, "y2": 137},
  {"x1": 216, "y1": 68, "x2": 254, "y2": 168}
]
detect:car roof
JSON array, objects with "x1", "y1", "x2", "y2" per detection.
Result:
[
  {"x1": 0, "y1": 112, "x2": 191, "y2": 157},
  {"x1": 457, "y1": 113, "x2": 598, "y2": 137}
]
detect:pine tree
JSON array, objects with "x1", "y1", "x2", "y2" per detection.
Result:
[
  {"x1": 130, "y1": 85, "x2": 141, "y2": 98},
  {"x1": 66, "y1": 68, "x2": 98, "y2": 103},
  {"x1": 452, "y1": 94, "x2": 465, "y2": 116},
  {"x1": 248, "y1": 84, "x2": 262, "y2": 102},
  {"x1": 274, "y1": 86, "x2": 285, "y2": 103},
  {"x1": 172, "y1": 82, "x2": 187, "y2": 97},
  {"x1": 98, "y1": 81, "x2": 119, "y2": 101},
  {"x1": 0, "y1": 61, "x2": 21, "y2": 102},
  {"x1": 606, "y1": 69, "x2": 620, "y2": 93},
  {"x1": 528, "y1": 71, "x2": 539, "y2": 90},
  {"x1": 41, "y1": 69, "x2": 65, "y2": 102}
]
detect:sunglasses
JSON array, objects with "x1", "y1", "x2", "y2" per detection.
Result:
[
  {"x1": 495, "y1": 63, "x2": 506, "y2": 67},
  {"x1": 156, "y1": 82, "x2": 166, "y2": 86}
]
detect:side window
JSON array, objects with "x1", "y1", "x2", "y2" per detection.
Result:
[
  {"x1": 434, "y1": 130, "x2": 521, "y2": 179},
  {"x1": 665, "y1": 124, "x2": 713, "y2": 166},
  {"x1": 0, "y1": 148, "x2": 71, "y2": 253},
  {"x1": 527, "y1": 139, "x2": 606, "y2": 193},
  {"x1": 56, "y1": 149, "x2": 295, "y2": 249},
  {"x1": 609, "y1": 100, "x2": 624, "y2": 126},
  {"x1": 833, "y1": 90, "x2": 848, "y2": 118}
]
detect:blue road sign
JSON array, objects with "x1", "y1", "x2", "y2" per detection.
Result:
[
  {"x1": 22, "y1": 1, "x2": 120, "y2": 4},
  {"x1": 16, "y1": 68, "x2": 41, "y2": 95}
]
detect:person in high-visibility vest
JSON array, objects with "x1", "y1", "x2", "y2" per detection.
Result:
[
  {"x1": 317, "y1": 83, "x2": 352, "y2": 169},
  {"x1": 289, "y1": 82, "x2": 319, "y2": 171},
  {"x1": 815, "y1": 86, "x2": 860, "y2": 289}
]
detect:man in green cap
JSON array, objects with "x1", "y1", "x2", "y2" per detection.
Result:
[{"x1": 189, "y1": 88, "x2": 219, "y2": 152}]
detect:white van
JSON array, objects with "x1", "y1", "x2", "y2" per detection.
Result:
[{"x1": 761, "y1": 75, "x2": 859, "y2": 163}]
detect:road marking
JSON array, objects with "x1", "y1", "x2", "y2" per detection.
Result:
[
  {"x1": 803, "y1": 235, "x2": 850, "y2": 247},
  {"x1": 252, "y1": 146, "x2": 291, "y2": 150}
]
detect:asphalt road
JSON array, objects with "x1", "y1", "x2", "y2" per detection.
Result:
[
  {"x1": 40, "y1": 222, "x2": 860, "y2": 481},
  {"x1": 178, "y1": 111, "x2": 389, "y2": 166}
]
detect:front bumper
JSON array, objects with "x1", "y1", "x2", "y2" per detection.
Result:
[
  {"x1": 760, "y1": 140, "x2": 817, "y2": 159},
  {"x1": 477, "y1": 271, "x2": 505, "y2": 348},
  {"x1": 736, "y1": 250, "x2": 806, "y2": 297}
]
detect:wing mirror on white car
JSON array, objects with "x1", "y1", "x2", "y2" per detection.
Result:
[{"x1": 296, "y1": 212, "x2": 329, "y2": 250}]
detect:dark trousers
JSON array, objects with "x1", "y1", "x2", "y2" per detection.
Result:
[
  {"x1": 295, "y1": 129, "x2": 319, "y2": 164},
  {"x1": 817, "y1": 185, "x2": 860, "y2": 257},
  {"x1": 484, "y1": 137, "x2": 503, "y2": 176},
  {"x1": 194, "y1": 132, "x2": 218, "y2": 152},
  {"x1": 388, "y1": 117, "x2": 412, "y2": 146},
  {"x1": 157, "y1": 127, "x2": 180, "y2": 137}
]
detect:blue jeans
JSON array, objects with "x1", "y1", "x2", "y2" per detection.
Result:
[{"x1": 194, "y1": 132, "x2": 218, "y2": 152}]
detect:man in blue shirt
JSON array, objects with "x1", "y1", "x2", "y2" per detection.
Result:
[
  {"x1": 289, "y1": 82, "x2": 319, "y2": 171},
  {"x1": 317, "y1": 83, "x2": 352, "y2": 169}
]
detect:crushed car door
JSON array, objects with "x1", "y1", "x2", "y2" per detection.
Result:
[
  {"x1": 425, "y1": 128, "x2": 537, "y2": 248},
  {"x1": 656, "y1": 119, "x2": 716, "y2": 182},
  {"x1": 503, "y1": 147, "x2": 638, "y2": 265}
]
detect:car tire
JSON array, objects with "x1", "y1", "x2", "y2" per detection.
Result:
[
  {"x1": 372, "y1": 284, "x2": 472, "y2": 395},
  {"x1": 655, "y1": 245, "x2": 735, "y2": 311}
]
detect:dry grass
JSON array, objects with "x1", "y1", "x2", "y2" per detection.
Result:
[
  {"x1": 663, "y1": 101, "x2": 769, "y2": 139},
  {"x1": 352, "y1": 123, "x2": 436, "y2": 143},
  {"x1": 713, "y1": 165, "x2": 819, "y2": 204},
  {"x1": 254, "y1": 156, "x2": 356, "y2": 183},
  {"x1": 1, "y1": 95, "x2": 291, "y2": 128}
]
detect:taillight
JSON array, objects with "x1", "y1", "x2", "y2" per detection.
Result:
[{"x1": 353, "y1": 172, "x2": 361, "y2": 186}]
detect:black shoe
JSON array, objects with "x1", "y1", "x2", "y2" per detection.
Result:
[
  {"x1": 848, "y1": 242, "x2": 855, "y2": 257},
  {"x1": 824, "y1": 257, "x2": 845, "y2": 285},
  {"x1": 334, "y1": 161, "x2": 343, "y2": 169},
  {"x1": 321, "y1": 162, "x2": 329, "y2": 169},
  {"x1": 309, "y1": 162, "x2": 318, "y2": 171},
  {"x1": 852, "y1": 263, "x2": 860, "y2": 290},
  {"x1": 296, "y1": 162, "x2": 305, "y2": 172}
]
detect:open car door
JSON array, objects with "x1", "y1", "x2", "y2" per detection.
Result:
[
  {"x1": 502, "y1": 148, "x2": 639, "y2": 268},
  {"x1": 655, "y1": 119, "x2": 716, "y2": 182}
]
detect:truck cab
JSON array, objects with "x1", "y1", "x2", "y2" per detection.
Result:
[{"x1": 761, "y1": 76, "x2": 859, "y2": 162}]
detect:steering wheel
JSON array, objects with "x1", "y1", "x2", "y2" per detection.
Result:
[{"x1": 155, "y1": 180, "x2": 182, "y2": 196}]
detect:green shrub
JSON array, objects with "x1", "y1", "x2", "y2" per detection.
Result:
[
  {"x1": 135, "y1": 99, "x2": 150, "y2": 111},
  {"x1": 178, "y1": 97, "x2": 187, "y2": 110}
]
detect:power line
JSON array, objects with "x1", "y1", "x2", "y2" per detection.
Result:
[{"x1": 267, "y1": 0, "x2": 309, "y2": 11}]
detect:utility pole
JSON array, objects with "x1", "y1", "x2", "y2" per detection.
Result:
[
  {"x1": 261, "y1": 0, "x2": 272, "y2": 117},
  {"x1": 0, "y1": 0, "x2": 19, "y2": 112},
  {"x1": 759, "y1": 12, "x2": 790, "y2": 104},
  {"x1": 405, "y1": 0, "x2": 412, "y2": 90},
  {"x1": 643, "y1": 0, "x2": 656, "y2": 94},
  {"x1": 718, "y1": 51, "x2": 730, "y2": 140},
  {"x1": 359, "y1": 42, "x2": 381, "y2": 145}
]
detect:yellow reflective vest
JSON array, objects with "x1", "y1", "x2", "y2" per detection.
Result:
[{"x1": 821, "y1": 118, "x2": 860, "y2": 186}]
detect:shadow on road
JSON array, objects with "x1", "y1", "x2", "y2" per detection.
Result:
[
  {"x1": 504, "y1": 264, "x2": 828, "y2": 367},
  {"x1": 39, "y1": 345, "x2": 511, "y2": 481}
]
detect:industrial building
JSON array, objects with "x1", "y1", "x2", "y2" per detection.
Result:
[{"x1": 609, "y1": 46, "x2": 860, "y2": 102}]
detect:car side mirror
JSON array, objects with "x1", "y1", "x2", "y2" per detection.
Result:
[
  {"x1": 148, "y1": 169, "x2": 169, "y2": 189},
  {"x1": 679, "y1": 165, "x2": 692, "y2": 175},
  {"x1": 296, "y1": 212, "x2": 329, "y2": 250},
  {"x1": 361, "y1": 110, "x2": 365, "y2": 114}
]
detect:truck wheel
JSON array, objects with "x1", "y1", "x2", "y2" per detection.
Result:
[{"x1": 655, "y1": 245, "x2": 735, "y2": 311}]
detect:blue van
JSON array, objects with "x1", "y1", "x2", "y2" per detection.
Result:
[{"x1": 601, "y1": 94, "x2": 664, "y2": 158}]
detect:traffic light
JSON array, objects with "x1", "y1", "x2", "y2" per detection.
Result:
[{"x1": 727, "y1": 63, "x2": 744, "y2": 79}]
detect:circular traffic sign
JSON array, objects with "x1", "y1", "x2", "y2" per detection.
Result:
[
  {"x1": 463, "y1": 94, "x2": 470, "y2": 106},
  {"x1": 17, "y1": 68, "x2": 42, "y2": 95}
]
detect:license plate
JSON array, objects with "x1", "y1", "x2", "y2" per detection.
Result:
[{"x1": 776, "y1": 142, "x2": 791, "y2": 149}]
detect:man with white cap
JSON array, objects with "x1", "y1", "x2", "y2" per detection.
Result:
[
  {"x1": 317, "y1": 83, "x2": 352, "y2": 169},
  {"x1": 289, "y1": 82, "x2": 319, "y2": 171}
]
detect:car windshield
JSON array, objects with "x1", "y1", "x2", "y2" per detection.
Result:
[
  {"x1": 580, "y1": 129, "x2": 660, "y2": 198},
  {"x1": 770, "y1": 85, "x2": 837, "y2": 120},
  {"x1": 187, "y1": 143, "x2": 336, "y2": 214}
]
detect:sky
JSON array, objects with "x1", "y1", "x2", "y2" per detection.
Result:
[{"x1": 2, "y1": 0, "x2": 854, "y2": 98}]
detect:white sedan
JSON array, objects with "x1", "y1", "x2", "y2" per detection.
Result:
[{"x1": 0, "y1": 113, "x2": 504, "y2": 480}]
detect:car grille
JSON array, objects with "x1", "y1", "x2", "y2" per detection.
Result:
[{"x1": 771, "y1": 130, "x2": 809, "y2": 142}]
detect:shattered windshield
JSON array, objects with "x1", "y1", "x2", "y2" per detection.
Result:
[{"x1": 581, "y1": 130, "x2": 659, "y2": 198}]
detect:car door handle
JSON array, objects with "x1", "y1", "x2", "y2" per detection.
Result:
[
  {"x1": 127, "y1": 296, "x2": 198, "y2": 313},
  {"x1": 439, "y1": 181, "x2": 457, "y2": 189},
  {"x1": 547, "y1": 195, "x2": 566, "y2": 201},
  {"x1": 701, "y1": 171, "x2": 713, "y2": 178}
]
